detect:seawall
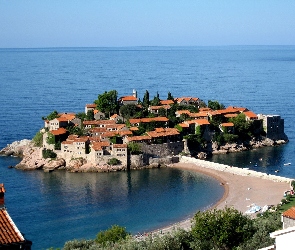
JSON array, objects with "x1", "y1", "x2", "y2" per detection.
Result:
[{"x1": 179, "y1": 156, "x2": 292, "y2": 183}]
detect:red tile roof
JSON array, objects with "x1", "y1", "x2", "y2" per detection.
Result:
[
  {"x1": 59, "y1": 113, "x2": 76, "y2": 121},
  {"x1": 147, "y1": 128, "x2": 179, "y2": 138},
  {"x1": 175, "y1": 110, "x2": 190, "y2": 115},
  {"x1": 83, "y1": 120, "x2": 116, "y2": 125},
  {"x1": 119, "y1": 96, "x2": 137, "y2": 101},
  {"x1": 160, "y1": 100, "x2": 174, "y2": 105},
  {"x1": 126, "y1": 135, "x2": 151, "y2": 142},
  {"x1": 221, "y1": 122, "x2": 234, "y2": 127},
  {"x1": 0, "y1": 208, "x2": 25, "y2": 245},
  {"x1": 85, "y1": 104, "x2": 97, "y2": 108},
  {"x1": 50, "y1": 127, "x2": 67, "y2": 136},
  {"x1": 243, "y1": 111, "x2": 258, "y2": 119},
  {"x1": 91, "y1": 141, "x2": 110, "y2": 151},
  {"x1": 129, "y1": 117, "x2": 169, "y2": 124},
  {"x1": 113, "y1": 144, "x2": 127, "y2": 148},
  {"x1": 283, "y1": 207, "x2": 295, "y2": 220}
]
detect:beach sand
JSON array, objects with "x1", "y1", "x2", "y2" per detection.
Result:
[{"x1": 150, "y1": 159, "x2": 292, "y2": 235}]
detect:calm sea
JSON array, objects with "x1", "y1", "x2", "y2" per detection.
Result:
[{"x1": 0, "y1": 46, "x2": 295, "y2": 249}]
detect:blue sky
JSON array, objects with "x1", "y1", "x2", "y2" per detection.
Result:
[{"x1": 1, "y1": 1, "x2": 295, "y2": 48}]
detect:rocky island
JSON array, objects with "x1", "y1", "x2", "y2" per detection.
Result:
[{"x1": 0, "y1": 89, "x2": 288, "y2": 172}]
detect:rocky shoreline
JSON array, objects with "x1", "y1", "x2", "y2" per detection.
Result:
[{"x1": 0, "y1": 138, "x2": 288, "y2": 172}]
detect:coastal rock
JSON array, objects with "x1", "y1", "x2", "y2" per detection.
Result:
[
  {"x1": 0, "y1": 139, "x2": 32, "y2": 157},
  {"x1": 43, "y1": 158, "x2": 66, "y2": 171}
]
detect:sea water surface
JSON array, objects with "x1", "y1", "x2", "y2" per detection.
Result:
[{"x1": 0, "y1": 46, "x2": 295, "y2": 249}]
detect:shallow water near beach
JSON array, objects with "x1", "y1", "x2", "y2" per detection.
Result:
[{"x1": 1, "y1": 46, "x2": 295, "y2": 249}]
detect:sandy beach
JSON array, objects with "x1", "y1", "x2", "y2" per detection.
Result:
[{"x1": 150, "y1": 156, "x2": 293, "y2": 235}]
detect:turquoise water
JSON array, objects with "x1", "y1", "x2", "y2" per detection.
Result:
[{"x1": 1, "y1": 46, "x2": 295, "y2": 249}]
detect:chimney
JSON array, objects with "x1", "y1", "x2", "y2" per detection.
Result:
[{"x1": 0, "y1": 183, "x2": 5, "y2": 207}]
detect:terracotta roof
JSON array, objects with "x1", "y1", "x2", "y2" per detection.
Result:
[
  {"x1": 50, "y1": 127, "x2": 67, "y2": 136},
  {"x1": 149, "y1": 105, "x2": 170, "y2": 110},
  {"x1": 101, "y1": 131, "x2": 117, "y2": 138},
  {"x1": 175, "y1": 110, "x2": 191, "y2": 115},
  {"x1": 224, "y1": 114, "x2": 238, "y2": 118},
  {"x1": 160, "y1": 100, "x2": 174, "y2": 105},
  {"x1": 243, "y1": 111, "x2": 258, "y2": 119},
  {"x1": 178, "y1": 123, "x2": 189, "y2": 128},
  {"x1": 91, "y1": 141, "x2": 110, "y2": 151},
  {"x1": 283, "y1": 207, "x2": 295, "y2": 220},
  {"x1": 85, "y1": 104, "x2": 97, "y2": 108},
  {"x1": 189, "y1": 112, "x2": 209, "y2": 118},
  {"x1": 186, "y1": 119, "x2": 210, "y2": 126},
  {"x1": 118, "y1": 130, "x2": 133, "y2": 136},
  {"x1": 147, "y1": 128, "x2": 179, "y2": 138},
  {"x1": 221, "y1": 122, "x2": 234, "y2": 127},
  {"x1": 59, "y1": 113, "x2": 76, "y2": 121},
  {"x1": 83, "y1": 120, "x2": 116, "y2": 125},
  {"x1": 175, "y1": 97, "x2": 199, "y2": 103},
  {"x1": 105, "y1": 124, "x2": 126, "y2": 130},
  {"x1": 0, "y1": 208, "x2": 25, "y2": 245},
  {"x1": 119, "y1": 96, "x2": 137, "y2": 101},
  {"x1": 113, "y1": 144, "x2": 127, "y2": 148},
  {"x1": 129, "y1": 117, "x2": 169, "y2": 124},
  {"x1": 110, "y1": 114, "x2": 118, "y2": 119},
  {"x1": 199, "y1": 108, "x2": 212, "y2": 112},
  {"x1": 126, "y1": 135, "x2": 151, "y2": 142},
  {"x1": 129, "y1": 127, "x2": 139, "y2": 131},
  {"x1": 90, "y1": 127, "x2": 107, "y2": 133}
]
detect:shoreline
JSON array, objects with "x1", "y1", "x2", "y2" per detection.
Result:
[{"x1": 148, "y1": 157, "x2": 292, "y2": 235}]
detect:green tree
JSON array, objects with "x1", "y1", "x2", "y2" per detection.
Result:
[
  {"x1": 42, "y1": 149, "x2": 57, "y2": 159},
  {"x1": 46, "y1": 132, "x2": 55, "y2": 145},
  {"x1": 127, "y1": 142, "x2": 141, "y2": 155},
  {"x1": 167, "y1": 91, "x2": 174, "y2": 100},
  {"x1": 108, "y1": 158, "x2": 121, "y2": 165},
  {"x1": 96, "y1": 225, "x2": 130, "y2": 246},
  {"x1": 208, "y1": 100, "x2": 225, "y2": 110},
  {"x1": 142, "y1": 90, "x2": 150, "y2": 109},
  {"x1": 191, "y1": 207, "x2": 254, "y2": 250},
  {"x1": 75, "y1": 112, "x2": 87, "y2": 121},
  {"x1": 94, "y1": 90, "x2": 118, "y2": 118},
  {"x1": 43, "y1": 110, "x2": 59, "y2": 120},
  {"x1": 32, "y1": 130, "x2": 44, "y2": 147},
  {"x1": 86, "y1": 109, "x2": 94, "y2": 121},
  {"x1": 230, "y1": 113, "x2": 252, "y2": 140},
  {"x1": 119, "y1": 104, "x2": 139, "y2": 120},
  {"x1": 150, "y1": 91, "x2": 160, "y2": 106},
  {"x1": 158, "y1": 107, "x2": 167, "y2": 117}
]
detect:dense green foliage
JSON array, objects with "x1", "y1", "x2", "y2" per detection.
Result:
[
  {"x1": 94, "y1": 90, "x2": 118, "y2": 117},
  {"x1": 32, "y1": 130, "x2": 43, "y2": 147},
  {"x1": 167, "y1": 91, "x2": 174, "y2": 100},
  {"x1": 142, "y1": 90, "x2": 150, "y2": 109},
  {"x1": 107, "y1": 158, "x2": 121, "y2": 165},
  {"x1": 75, "y1": 112, "x2": 87, "y2": 121},
  {"x1": 96, "y1": 225, "x2": 130, "y2": 246},
  {"x1": 191, "y1": 207, "x2": 255, "y2": 250},
  {"x1": 46, "y1": 132, "x2": 56, "y2": 145},
  {"x1": 208, "y1": 100, "x2": 225, "y2": 110},
  {"x1": 127, "y1": 142, "x2": 142, "y2": 155},
  {"x1": 43, "y1": 110, "x2": 59, "y2": 121},
  {"x1": 119, "y1": 104, "x2": 141, "y2": 120},
  {"x1": 42, "y1": 149, "x2": 57, "y2": 159},
  {"x1": 150, "y1": 92, "x2": 161, "y2": 106},
  {"x1": 86, "y1": 110, "x2": 95, "y2": 121}
]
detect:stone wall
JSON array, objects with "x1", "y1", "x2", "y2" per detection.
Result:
[{"x1": 140, "y1": 141, "x2": 184, "y2": 158}]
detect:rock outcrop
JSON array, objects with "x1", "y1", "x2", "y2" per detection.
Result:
[{"x1": 0, "y1": 139, "x2": 32, "y2": 157}]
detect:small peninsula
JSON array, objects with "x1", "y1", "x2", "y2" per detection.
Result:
[{"x1": 0, "y1": 89, "x2": 288, "y2": 172}]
